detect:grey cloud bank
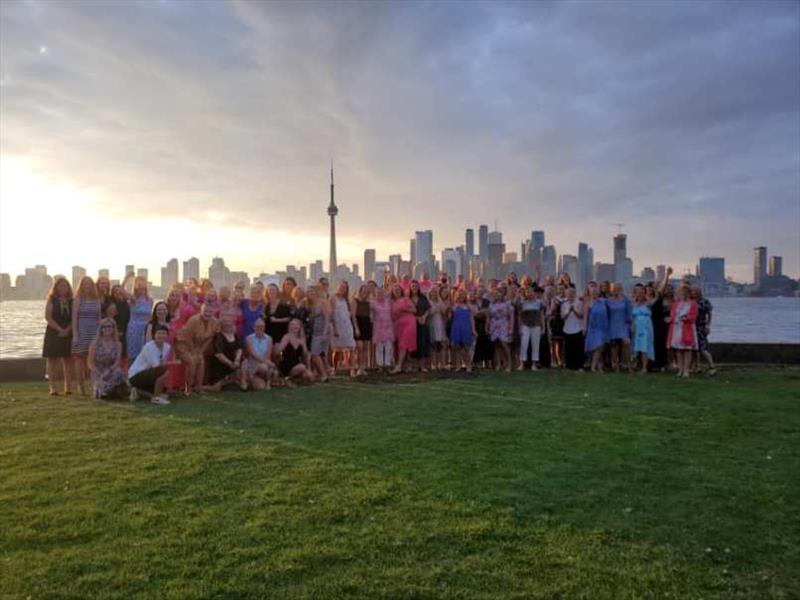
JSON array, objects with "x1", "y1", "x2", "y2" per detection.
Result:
[{"x1": 1, "y1": 0, "x2": 798, "y2": 278}]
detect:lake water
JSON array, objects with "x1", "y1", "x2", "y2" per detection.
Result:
[{"x1": 0, "y1": 297, "x2": 798, "y2": 358}]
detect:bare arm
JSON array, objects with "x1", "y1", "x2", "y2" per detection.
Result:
[{"x1": 87, "y1": 340, "x2": 98, "y2": 373}]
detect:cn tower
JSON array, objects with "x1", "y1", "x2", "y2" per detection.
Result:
[{"x1": 327, "y1": 162, "x2": 338, "y2": 277}]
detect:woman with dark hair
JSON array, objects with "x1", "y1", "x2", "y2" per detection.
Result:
[
  {"x1": 96, "y1": 275, "x2": 113, "y2": 317},
  {"x1": 584, "y1": 282, "x2": 609, "y2": 373},
  {"x1": 145, "y1": 301, "x2": 170, "y2": 342},
  {"x1": 240, "y1": 285, "x2": 265, "y2": 339},
  {"x1": 43, "y1": 276, "x2": 73, "y2": 395},
  {"x1": 206, "y1": 316, "x2": 245, "y2": 391},
  {"x1": 265, "y1": 283, "x2": 291, "y2": 343},
  {"x1": 651, "y1": 267, "x2": 674, "y2": 371},
  {"x1": 560, "y1": 286, "x2": 584, "y2": 370},
  {"x1": 108, "y1": 284, "x2": 131, "y2": 360},
  {"x1": 470, "y1": 289, "x2": 493, "y2": 368},
  {"x1": 71, "y1": 276, "x2": 102, "y2": 395},
  {"x1": 691, "y1": 285, "x2": 716, "y2": 375},
  {"x1": 88, "y1": 318, "x2": 128, "y2": 399},
  {"x1": 125, "y1": 276, "x2": 153, "y2": 363},
  {"x1": 607, "y1": 282, "x2": 633, "y2": 372},
  {"x1": 307, "y1": 287, "x2": 331, "y2": 380},
  {"x1": 409, "y1": 280, "x2": 431, "y2": 373},
  {"x1": 352, "y1": 285, "x2": 372, "y2": 376}
]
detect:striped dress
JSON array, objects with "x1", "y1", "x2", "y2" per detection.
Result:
[{"x1": 71, "y1": 298, "x2": 100, "y2": 354}]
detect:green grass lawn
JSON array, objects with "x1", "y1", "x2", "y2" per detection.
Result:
[{"x1": 1, "y1": 367, "x2": 799, "y2": 599}]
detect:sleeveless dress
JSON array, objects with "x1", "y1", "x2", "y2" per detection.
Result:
[
  {"x1": 310, "y1": 305, "x2": 331, "y2": 355},
  {"x1": 279, "y1": 340, "x2": 304, "y2": 376},
  {"x1": 127, "y1": 297, "x2": 153, "y2": 362},
  {"x1": 632, "y1": 304, "x2": 654, "y2": 360},
  {"x1": 92, "y1": 341, "x2": 128, "y2": 398},
  {"x1": 265, "y1": 301, "x2": 291, "y2": 343},
  {"x1": 489, "y1": 301, "x2": 512, "y2": 343},
  {"x1": 428, "y1": 301, "x2": 446, "y2": 344},
  {"x1": 354, "y1": 299, "x2": 372, "y2": 341},
  {"x1": 72, "y1": 298, "x2": 101, "y2": 354},
  {"x1": 412, "y1": 295, "x2": 431, "y2": 359},
  {"x1": 450, "y1": 305, "x2": 474, "y2": 346},
  {"x1": 207, "y1": 332, "x2": 241, "y2": 384},
  {"x1": 607, "y1": 297, "x2": 632, "y2": 342},
  {"x1": 331, "y1": 297, "x2": 355, "y2": 349},
  {"x1": 391, "y1": 298, "x2": 417, "y2": 353},
  {"x1": 43, "y1": 297, "x2": 72, "y2": 358},
  {"x1": 240, "y1": 300, "x2": 265, "y2": 339},
  {"x1": 246, "y1": 333, "x2": 273, "y2": 375},
  {"x1": 584, "y1": 298, "x2": 609, "y2": 353}
]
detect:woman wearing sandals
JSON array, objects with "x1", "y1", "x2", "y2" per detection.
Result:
[
  {"x1": 43, "y1": 277, "x2": 73, "y2": 395},
  {"x1": 667, "y1": 284, "x2": 699, "y2": 378}
]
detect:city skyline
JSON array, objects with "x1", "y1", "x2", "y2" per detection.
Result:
[{"x1": 1, "y1": 1, "x2": 798, "y2": 281}]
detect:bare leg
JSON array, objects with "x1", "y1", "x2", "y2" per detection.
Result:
[
  {"x1": 392, "y1": 349, "x2": 407, "y2": 373},
  {"x1": 46, "y1": 358, "x2": 61, "y2": 394},
  {"x1": 62, "y1": 357, "x2": 73, "y2": 393}
]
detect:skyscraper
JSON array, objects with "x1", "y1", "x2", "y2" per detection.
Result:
[
  {"x1": 478, "y1": 225, "x2": 488, "y2": 260},
  {"x1": 72, "y1": 265, "x2": 86, "y2": 289},
  {"x1": 98, "y1": 268, "x2": 110, "y2": 280},
  {"x1": 164, "y1": 258, "x2": 179, "y2": 288},
  {"x1": 753, "y1": 246, "x2": 767, "y2": 287},
  {"x1": 542, "y1": 245, "x2": 557, "y2": 279},
  {"x1": 409, "y1": 238, "x2": 417, "y2": 266},
  {"x1": 124, "y1": 264, "x2": 135, "y2": 278},
  {"x1": 613, "y1": 233, "x2": 627, "y2": 282},
  {"x1": 769, "y1": 256, "x2": 783, "y2": 278},
  {"x1": 531, "y1": 231, "x2": 545, "y2": 250},
  {"x1": 488, "y1": 230, "x2": 502, "y2": 245},
  {"x1": 560, "y1": 254, "x2": 578, "y2": 283},
  {"x1": 328, "y1": 163, "x2": 338, "y2": 275},
  {"x1": 698, "y1": 257, "x2": 725, "y2": 284},
  {"x1": 364, "y1": 249, "x2": 376, "y2": 282},
  {"x1": 465, "y1": 228, "x2": 474, "y2": 258},
  {"x1": 415, "y1": 230, "x2": 433, "y2": 270},
  {"x1": 577, "y1": 242, "x2": 591, "y2": 291},
  {"x1": 137, "y1": 268, "x2": 148, "y2": 282},
  {"x1": 183, "y1": 257, "x2": 199, "y2": 281}
]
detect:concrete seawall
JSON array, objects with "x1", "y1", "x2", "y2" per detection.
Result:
[{"x1": 1, "y1": 343, "x2": 798, "y2": 383}]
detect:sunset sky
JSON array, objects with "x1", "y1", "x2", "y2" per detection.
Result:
[{"x1": 1, "y1": 0, "x2": 798, "y2": 282}]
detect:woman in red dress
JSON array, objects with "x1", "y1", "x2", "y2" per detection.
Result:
[{"x1": 390, "y1": 284, "x2": 417, "y2": 374}]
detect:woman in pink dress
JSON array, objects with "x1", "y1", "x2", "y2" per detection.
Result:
[
  {"x1": 390, "y1": 284, "x2": 417, "y2": 374},
  {"x1": 370, "y1": 286, "x2": 395, "y2": 370},
  {"x1": 218, "y1": 286, "x2": 244, "y2": 338},
  {"x1": 667, "y1": 284, "x2": 698, "y2": 378}
]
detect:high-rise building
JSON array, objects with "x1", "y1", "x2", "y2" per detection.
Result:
[
  {"x1": 415, "y1": 230, "x2": 433, "y2": 270},
  {"x1": 441, "y1": 248, "x2": 460, "y2": 279},
  {"x1": 768, "y1": 256, "x2": 783, "y2": 278},
  {"x1": 208, "y1": 257, "x2": 229, "y2": 288},
  {"x1": 71, "y1": 266, "x2": 86, "y2": 290},
  {"x1": 409, "y1": 239, "x2": 416, "y2": 265},
  {"x1": 488, "y1": 230, "x2": 502, "y2": 245},
  {"x1": 595, "y1": 262, "x2": 615, "y2": 282},
  {"x1": 98, "y1": 268, "x2": 110, "y2": 280},
  {"x1": 641, "y1": 267, "x2": 655, "y2": 281},
  {"x1": 364, "y1": 249, "x2": 376, "y2": 282},
  {"x1": 503, "y1": 252, "x2": 518, "y2": 264},
  {"x1": 542, "y1": 245, "x2": 557, "y2": 279},
  {"x1": 373, "y1": 262, "x2": 390, "y2": 284},
  {"x1": 0, "y1": 273, "x2": 11, "y2": 298},
  {"x1": 613, "y1": 233, "x2": 627, "y2": 282},
  {"x1": 478, "y1": 225, "x2": 488, "y2": 260},
  {"x1": 183, "y1": 257, "x2": 199, "y2": 281},
  {"x1": 163, "y1": 258, "x2": 179, "y2": 288},
  {"x1": 389, "y1": 254, "x2": 402, "y2": 277},
  {"x1": 124, "y1": 264, "x2": 135, "y2": 278},
  {"x1": 560, "y1": 254, "x2": 578, "y2": 284},
  {"x1": 698, "y1": 257, "x2": 725, "y2": 284},
  {"x1": 328, "y1": 164, "x2": 338, "y2": 276},
  {"x1": 531, "y1": 231, "x2": 545, "y2": 250},
  {"x1": 753, "y1": 246, "x2": 767, "y2": 287},
  {"x1": 487, "y1": 242, "x2": 505, "y2": 268},
  {"x1": 137, "y1": 268, "x2": 148, "y2": 282},
  {"x1": 465, "y1": 228, "x2": 475, "y2": 258},
  {"x1": 577, "y1": 242, "x2": 591, "y2": 291},
  {"x1": 310, "y1": 260, "x2": 324, "y2": 283},
  {"x1": 656, "y1": 265, "x2": 666, "y2": 283}
]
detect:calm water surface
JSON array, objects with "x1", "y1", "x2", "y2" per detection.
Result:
[{"x1": 1, "y1": 297, "x2": 798, "y2": 358}]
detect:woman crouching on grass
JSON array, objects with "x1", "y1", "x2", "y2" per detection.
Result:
[
  {"x1": 276, "y1": 318, "x2": 314, "y2": 385},
  {"x1": 88, "y1": 318, "x2": 129, "y2": 399},
  {"x1": 128, "y1": 325, "x2": 174, "y2": 405},
  {"x1": 205, "y1": 316, "x2": 245, "y2": 392},
  {"x1": 244, "y1": 318, "x2": 276, "y2": 390}
]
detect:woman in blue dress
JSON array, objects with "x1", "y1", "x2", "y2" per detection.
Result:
[
  {"x1": 607, "y1": 282, "x2": 632, "y2": 372},
  {"x1": 126, "y1": 276, "x2": 153, "y2": 363},
  {"x1": 583, "y1": 283, "x2": 609, "y2": 373},
  {"x1": 631, "y1": 284, "x2": 654, "y2": 373}
]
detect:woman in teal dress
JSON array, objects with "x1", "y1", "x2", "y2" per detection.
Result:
[{"x1": 631, "y1": 284, "x2": 654, "y2": 372}]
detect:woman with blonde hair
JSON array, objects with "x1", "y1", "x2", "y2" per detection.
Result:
[
  {"x1": 88, "y1": 318, "x2": 129, "y2": 399},
  {"x1": 307, "y1": 287, "x2": 331, "y2": 381},
  {"x1": 331, "y1": 281, "x2": 357, "y2": 376},
  {"x1": 244, "y1": 317, "x2": 276, "y2": 390},
  {"x1": 71, "y1": 276, "x2": 102, "y2": 395},
  {"x1": 668, "y1": 284, "x2": 699, "y2": 378},
  {"x1": 125, "y1": 276, "x2": 153, "y2": 363},
  {"x1": 42, "y1": 276, "x2": 73, "y2": 395}
]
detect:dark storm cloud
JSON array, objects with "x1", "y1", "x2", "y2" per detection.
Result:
[{"x1": 1, "y1": 0, "x2": 798, "y2": 275}]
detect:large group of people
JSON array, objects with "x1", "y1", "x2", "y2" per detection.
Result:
[{"x1": 41, "y1": 266, "x2": 715, "y2": 404}]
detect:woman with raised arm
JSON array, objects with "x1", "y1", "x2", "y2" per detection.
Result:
[
  {"x1": 691, "y1": 285, "x2": 716, "y2": 375},
  {"x1": 306, "y1": 287, "x2": 331, "y2": 381},
  {"x1": 560, "y1": 286, "x2": 585, "y2": 370},
  {"x1": 96, "y1": 276, "x2": 113, "y2": 318},
  {"x1": 390, "y1": 284, "x2": 417, "y2": 374},
  {"x1": 631, "y1": 284, "x2": 654, "y2": 374},
  {"x1": 126, "y1": 276, "x2": 153, "y2": 363},
  {"x1": 42, "y1": 277, "x2": 73, "y2": 395},
  {"x1": 668, "y1": 284, "x2": 699, "y2": 378},
  {"x1": 371, "y1": 285, "x2": 394, "y2": 371},
  {"x1": 276, "y1": 318, "x2": 314, "y2": 385},
  {"x1": 71, "y1": 276, "x2": 102, "y2": 395},
  {"x1": 352, "y1": 285, "x2": 372, "y2": 376},
  {"x1": 331, "y1": 281, "x2": 357, "y2": 376},
  {"x1": 88, "y1": 318, "x2": 129, "y2": 399},
  {"x1": 651, "y1": 267, "x2": 674, "y2": 371},
  {"x1": 203, "y1": 287, "x2": 221, "y2": 318},
  {"x1": 583, "y1": 282, "x2": 609, "y2": 374}
]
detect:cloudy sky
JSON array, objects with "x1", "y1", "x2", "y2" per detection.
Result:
[{"x1": 1, "y1": 0, "x2": 798, "y2": 282}]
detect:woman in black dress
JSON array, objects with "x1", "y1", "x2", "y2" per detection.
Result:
[
  {"x1": 107, "y1": 284, "x2": 131, "y2": 360},
  {"x1": 43, "y1": 277, "x2": 74, "y2": 395},
  {"x1": 206, "y1": 316, "x2": 244, "y2": 391},
  {"x1": 276, "y1": 318, "x2": 313, "y2": 384},
  {"x1": 352, "y1": 285, "x2": 372, "y2": 376},
  {"x1": 409, "y1": 280, "x2": 431, "y2": 372},
  {"x1": 469, "y1": 290, "x2": 493, "y2": 368},
  {"x1": 650, "y1": 267, "x2": 674, "y2": 371},
  {"x1": 265, "y1": 283, "x2": 291, "y2": 343}
]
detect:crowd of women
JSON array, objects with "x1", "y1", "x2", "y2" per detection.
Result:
[{"x1": 42, "y1": 266, "x2": 715, "y2": 403}]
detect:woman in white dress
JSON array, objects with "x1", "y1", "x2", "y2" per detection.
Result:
[{"x1": 330, "y1": 281, "x2": 356, "y2": 377}]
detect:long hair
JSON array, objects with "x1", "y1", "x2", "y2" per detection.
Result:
[
  {"x1": 75, "y1": 276, "x2": 98, "y2": 300},
  {"x1": 150, "y1": 301, "x2": 170, "y2": 325},
  {"x1": 47, "y1": 276, "x2": 73, "y2": 302}
]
